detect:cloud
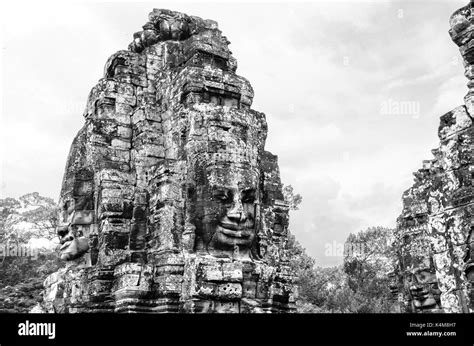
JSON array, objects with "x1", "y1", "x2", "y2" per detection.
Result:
[
  {"x1": 288, "y1": 176, "x2": 364, "y2": 267},
  {"x1": 432, "y1": 74, "x2": 467, "y2": 116}
]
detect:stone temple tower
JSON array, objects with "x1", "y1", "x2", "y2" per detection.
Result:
[
  {"x1": 40, "y1": 9, "x2": 297, "y2": 313},
  {"x1": 389, "y1": 2, "x2": 474, "y2": 313}
]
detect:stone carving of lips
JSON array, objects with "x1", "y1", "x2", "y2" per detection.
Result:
[
  {"x1": 411, "y1": 287, "x2": 429, "y2": 298},
  {"x1": 59, "y1": 237, "x2": 90, "y2": 261},
  {"x1": 409, "y1": 284, "x2": 437, "y2": 308},
  {"x1": 60, "y1": 240, "x2": 72, "y2": 252},
  {"x1": 218, "y1": 221, "x2": 253, "y2": 238}
]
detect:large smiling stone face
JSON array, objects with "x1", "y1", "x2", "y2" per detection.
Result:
[
  {"x1": 189, "y1": 165, "x2": 259, "y2": 259},
  {"x1": 57, "y1": 224, "x2": 90, "y2": 261},
  {"x1": 407, "y1": 269, "x2": 441, "y2": 311}
]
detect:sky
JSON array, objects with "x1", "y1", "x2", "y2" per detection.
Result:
[{"x1": 0, "y1": 0, "x2": 469, "y2": 266}]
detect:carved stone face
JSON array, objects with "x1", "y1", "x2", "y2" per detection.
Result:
[
  {"x1": 57, "y1": 224, "x2": 90, "y2": 261},
  {"x1": 387, "y1": 271, "x2": 400, "y2": 297},
  {"x1": 408, "y1": 270, "x2": 440, "y2": 311},
  {"x1": 190, "y1": 165, "x2": 259, "y2": 258}
]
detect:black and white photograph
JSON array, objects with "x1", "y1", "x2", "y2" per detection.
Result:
[{"x1": 0, "y1": 0, "x2": 473, "y2": 345}]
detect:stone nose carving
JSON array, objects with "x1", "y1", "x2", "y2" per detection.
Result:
[
  {"x1": 57, "y1": 224, "x2": 71, "y2": 243},
  {"x1": 60, "y1": 232, "x2": 74, "y2": 245},
  {"x1": 227, "y1": 195, "x2": 245, "y2": 222}
]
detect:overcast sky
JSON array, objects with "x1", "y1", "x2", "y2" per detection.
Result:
[{"x1": 0, "y1": 0, "x2": 468, "y2": 266}]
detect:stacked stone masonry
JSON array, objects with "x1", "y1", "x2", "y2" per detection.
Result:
[
  {"x1": 42, "y1": 9, "x2": 297, "y2": 313},
  {"x1": 390, "y1": 2, "x2": 474, "y2": 313}
]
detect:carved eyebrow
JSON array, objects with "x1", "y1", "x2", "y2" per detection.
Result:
[
  {"x1": 211, "y1": 188, "x2": 233, "y2": 200},
  {"x1": 241, "y1": 188, "x2": 256, "y2": 196},
  {"x1": 211, "y1": 186, "x2": 255, "y2": 194},
  {"x1": 211, "y1": 186, "x2": 231, "y2": 193}
]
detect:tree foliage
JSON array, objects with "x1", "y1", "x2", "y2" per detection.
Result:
[
  {"x1": 342, "y1": 227, "x2": 396, "y2": 313},
  {"x1": 282, "y1": 185, "x2": 303, "y2": 211},
  {"x1": 0, "y1": 194, "x2": 63, "y2": 312},
  {"x1": 287, "y1": 226, "x2": 397, "y2": 313}
]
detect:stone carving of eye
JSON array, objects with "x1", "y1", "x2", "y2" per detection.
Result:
[
  {"x1": 213, "y1": 190, "x2": 231, "y2": 203},
  {"x1": 241, "y1": 191, "x2": 256, "y2": 203}
]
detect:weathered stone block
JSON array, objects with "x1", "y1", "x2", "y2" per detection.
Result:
[
  {"x1": 196, "y1": 282, "x2": 217, "y2": 298},
  {"x1": 200, "y1": 261, "x2": 223, "y2": 281},
  {"x1": 222, "y1": 262, "x2": 243, "y2": 282},
  {"x1": 155, "y1": 274, "x2": 183, "y2": 294},
  {"x1": 217, "y1": 283, "x2": 242, "y2": 299}
]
